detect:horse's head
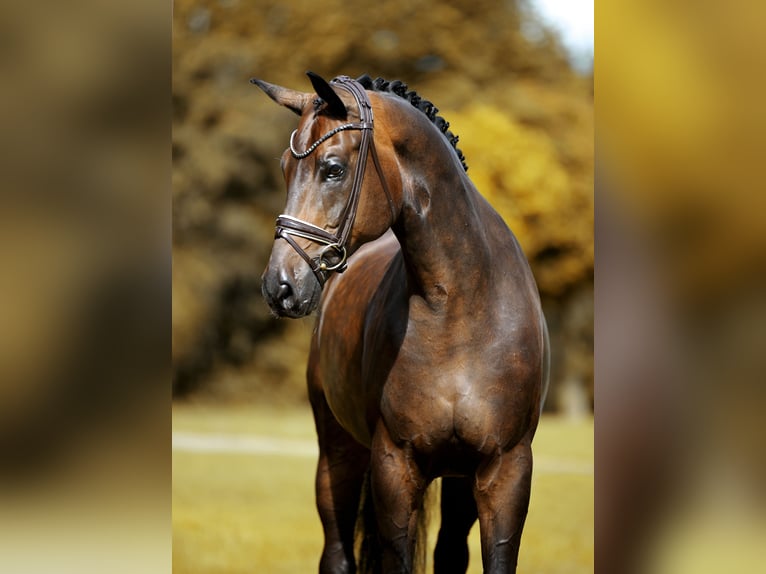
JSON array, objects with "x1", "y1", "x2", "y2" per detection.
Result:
[{"x1": 252, "y1": 72, "x2": 399, "y2": 317}]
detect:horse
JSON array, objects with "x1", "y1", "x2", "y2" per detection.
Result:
[{"x1": 252, "y1": 72, "x2": 549, "y2": 574}]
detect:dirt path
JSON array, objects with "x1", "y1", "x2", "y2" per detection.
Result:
[{"x1": 172, "y1": 430, "x2": 592, "y2": 474}]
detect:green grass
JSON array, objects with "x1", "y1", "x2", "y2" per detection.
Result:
[{"x1": 173, "y1": 404, "x2": 593, "y2": 573}]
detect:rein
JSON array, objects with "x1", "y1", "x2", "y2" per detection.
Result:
[{"x1": 274, "y1": 76, "x2": 396, "y2": 286}]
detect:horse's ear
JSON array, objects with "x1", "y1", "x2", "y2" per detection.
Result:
[
  {"x1": 250, "y1": 78, "x2": 310, "y2": 116},
  {"x1": 306, "y1": 71, "x2": 347, "y2": 120}
]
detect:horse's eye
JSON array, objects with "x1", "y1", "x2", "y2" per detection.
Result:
[{"x1": 326, "y1": 163, "x2": 345, "y2": 180}]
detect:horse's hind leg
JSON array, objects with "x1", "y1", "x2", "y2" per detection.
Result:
[
  {"x1": 434, "y1": 477, "x2": 478, "y2": 574},
  {"x1": 311, "y1": 388, "x2": 370, "y2": 574},
  {"x1": 474, "y1": 440, "x2": 533, "y2": 574}
]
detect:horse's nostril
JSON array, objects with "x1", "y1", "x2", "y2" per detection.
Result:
[{"x1": 277, "y1": 282, "x2": 292, "y2": 303}]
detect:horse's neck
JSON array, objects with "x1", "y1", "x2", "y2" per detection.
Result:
[
  {"x1": 392, "y1": 162, "x2": 497, "y2": 311},
  {"x1": 378, "y1": 96, "x2": 529, "y2": 313}
]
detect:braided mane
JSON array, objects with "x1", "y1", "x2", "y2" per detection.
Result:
[{"x1": 355, "y1": 74, "x2": 468, "y2": 172}]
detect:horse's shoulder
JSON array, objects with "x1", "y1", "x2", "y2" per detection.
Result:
[
  {"x1": 320, "y1": 231, "x2": 402, "y2": 317},
  {"x1": 353, "y1": 230, "x2": 400, "y2": 263},
  {"x1": 343, "y1": 231, "x2": 402, "y2": 288}
]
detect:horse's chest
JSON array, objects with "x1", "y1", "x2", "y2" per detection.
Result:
[
  {"x1": 380, "y1": 310, "x2": 540, "y2": 452},
  {"x1": 381, "y1": 345, "x2": 516, "y2": 450},
  {"x1": 321, "y1": 302, "x2": 535, "y2": 454}
]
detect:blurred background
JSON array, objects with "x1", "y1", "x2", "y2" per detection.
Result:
[
  {"x1": 0, "y1": 1, "x2": 170, "y2": 573},
  {"x1": 597, "y1": 2, "x2": 766, "y2": 573},
  {"x1": 171, "y1": 0, "x2": 594, "y2": 413},
  {"x1": 7, "y1": 1, "x2": 763, "y2": 573}
]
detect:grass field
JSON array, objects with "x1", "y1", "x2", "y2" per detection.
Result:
[{"x1": 173, "y1": 403, "x2": 593, "y2": 573}]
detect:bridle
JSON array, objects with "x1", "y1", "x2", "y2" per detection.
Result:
[{"x1": 274, "y1": 76, "x2": 396, "y2": 286}]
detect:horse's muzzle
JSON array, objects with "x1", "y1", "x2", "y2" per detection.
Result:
[{"x1": 261, "y1": 265, "x2": 321, "y2": 318}]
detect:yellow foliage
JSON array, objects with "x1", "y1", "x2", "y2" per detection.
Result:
[
  {"x1": 449, "y1": 105, "x2": 593, "y2": 296},
  {"x1": 598, "y1": 1, "x2": 766, "y2": 303},
  {"x1": 171, "y1": 0, "x2": 593, "y2": 399}
]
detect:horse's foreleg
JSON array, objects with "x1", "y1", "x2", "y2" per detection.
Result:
[
  {"x1": 434, "y1": 476, "x2": 478, "y2": 574},
  {"x1": 370, "y1": 422, "x2": 427, "y2": 574},
  {"x1": 311, "y1": 390, "x2": 370, "y2": 574},
  {"x1": 474, "y1": 440, "x2": 533, "y2": 574}
]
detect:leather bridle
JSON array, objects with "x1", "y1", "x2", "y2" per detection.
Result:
[{"x1": 274, "y1": 76, "x2": 396, "y2": 286}]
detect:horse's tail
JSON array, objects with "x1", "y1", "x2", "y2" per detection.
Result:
[
  {"x1": 355, "y1": 470, "x2": 432, "y2": 574},
  {"x1": 355, "y1": 470, "x2": 381, "y2": 574}
]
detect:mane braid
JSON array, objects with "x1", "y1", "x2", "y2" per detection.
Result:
[{"x1": 355, "y1": 74, "x2": 469, "y2": 172}]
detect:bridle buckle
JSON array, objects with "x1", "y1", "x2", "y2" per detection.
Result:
[{"x1": 317, "y1": 243, "x2": 347, "y2": 272}]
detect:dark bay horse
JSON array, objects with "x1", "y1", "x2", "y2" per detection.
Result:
[{"x1": 252, "y1": 72, "x2": 549, "y2": 574}]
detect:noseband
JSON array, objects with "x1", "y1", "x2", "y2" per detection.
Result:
[{"x1": 274, "y1": 76, "x2": 395, "y2": 286}]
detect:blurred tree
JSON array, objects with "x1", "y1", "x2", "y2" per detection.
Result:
[{"x1": 172, "y1": 0, "x2": 593, "y2": 408}]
